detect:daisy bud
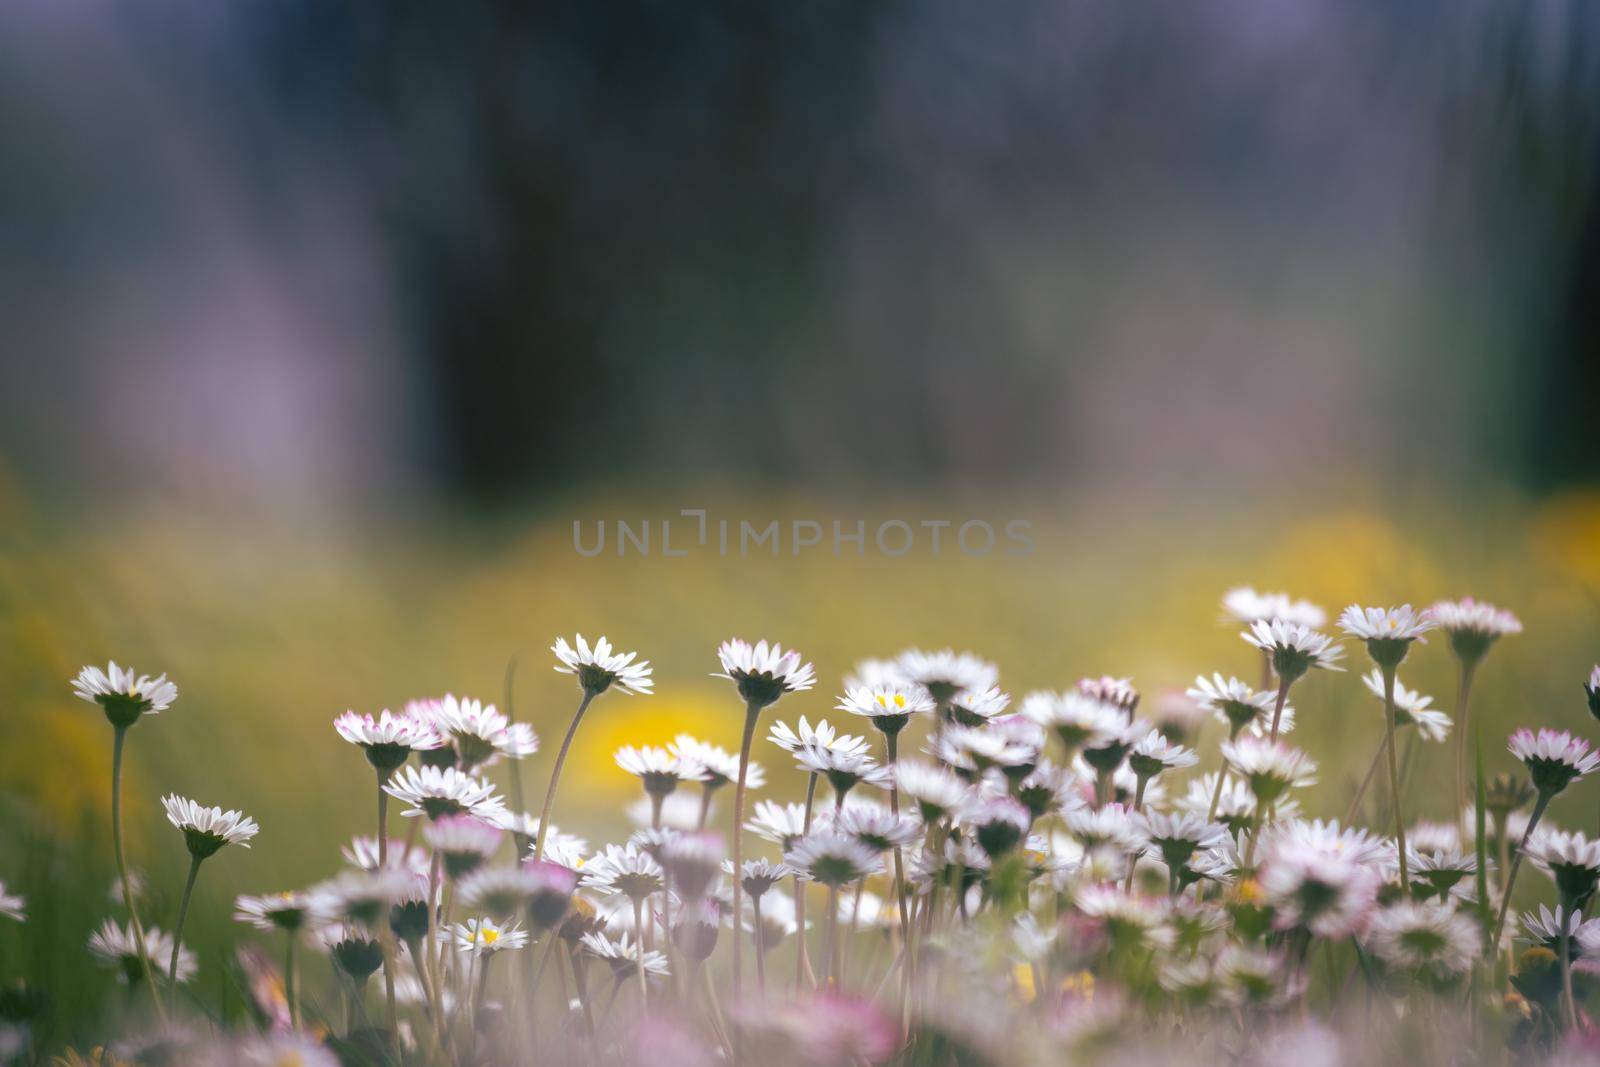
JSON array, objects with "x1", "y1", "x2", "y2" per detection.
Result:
[
  {"x1": 673, "y1": 899, "x2": 721, "y2": 962},
  {"x1": 323, "y1": 924, "x2": 384, "y2": 985}
]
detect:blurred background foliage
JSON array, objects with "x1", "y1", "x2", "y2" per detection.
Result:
[{"x1": 3, "y1": 0, "x2": 1600, "y2": 1045}]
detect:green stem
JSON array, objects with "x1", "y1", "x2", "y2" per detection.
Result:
[
  {"x1": 169, "y1": 854, "x2": 203, "y2": 984},
  {"x1": 1451, "y1": 660, "x2": 1479, "y2": 822},
  {"x1": 1382, "y1": 666, "x2": 1410, "y2": 900},
  {"x1": 634, "y1": 897, "x2": 649, "y2": 1012},
  {"x1": 535, "y1": 690, "x2": 596, "y2": 861},
  {"x1": 376, "y1": 778, "x2": 397, "y2": 1034},
  {"x1": 730, "y1": 698, "x2": 762, "y2": 1006},
  {"x1": 285, "y1": 933, "x2": 300, "y2": 1029},
  {"x1": 795, "y1": 772, "x2": 819, "y2": 990},
  {"x1": 1490, "y1": 791, "x2": 1552, "y2": 957},
  {"x1": 1267, "y1": 676, "x2": 1291, "y2": 744},
  {"x1": 1344, "y1": 732, "x2": 1388, "y2": 825},
  {"x1": 111, "y1": 726, "x2": 166, "y2": 1018},
  {"x1": 751, "y1": 894, "x2": 766, "y2": 996}
]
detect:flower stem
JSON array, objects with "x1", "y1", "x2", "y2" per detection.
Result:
[
  {"x1": 633, "y1": 897, "x2": 649, "y2": 1012},
  {"x1": 1452, "y1": 660, "x2": 1479, "y2": 826},
  {"x1": 169, "y1": 853, "x2": 203, "y2": 984},
  {"x1": 1267, "y1": 676, "x2": 1291, "y2": 744},
  {"x1": 751, "y1": 894, "x2": 766, "y2": 996},
  {"x1": 1344, "y1": 732, "x2": 1388, "y2": 825},
  {"x1": 110, "y1": 726, "x2": 166, "y2": 1019},
  {"x1": 285, "y1": 933, "x2": 300, "y2": 1029},
  {"x1": 1490, "y1": 791, "x2": 1551, "y2": 957},
  {"x1": 730, "y1": 698, "x2": 762, "y2": 1008},
  {"x1": 535, "y1": 689, "x2": 596, "y2": 862},
  {"x1": 795, "y1": 772, "x2": 818, "y2": 990},
  {"x1": 376, "y1": 778, "x2": 397, "y2": 1035},
  {"x1": 826, "y1": 884, "x2": 842, "y2": 990},
  {"x1": 1382, "y1": 665, "x2": 1410, "y2": 900}
]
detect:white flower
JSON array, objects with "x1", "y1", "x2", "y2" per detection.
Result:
[
  {"x1": 1427, "y1": 598, "x2": 1521, "y2": 662},
  {"x1": 89, "y1": 919, "x2": 194, "y2": 984},
  {"x1": 234, "y1": 891, "x2": 323, "y2": 932},
  {"x1": 424, "y1": 814, "x2": 504, "y2": 876},
  {"x1": 1185, "y1": 674, "x2": 1277, "y2": 736},
  {"x1": 1138, "y1": 811, "x2": 1231, "y2": 869},
  {"x1": 443, "y1": 917, "x2": 528, "y2": 955},
  {"x1": 894, "y1": 648, "x2": 998, "y2": 700},
  {"x1": 1509, "y1": 728, "x2": 1600, "y2": 796},
  {"x1": 341, "y1": 835, "x2": 430, "y2": 875},
  {"x1": 1257, "y1": 838, "x2": 1380, "y2": 939},
  {"x1": 714, "y1": 638, "x2": 816, "y2": 705},
  {"x1": 1077, "y1": 675, "x2": 1139, "y2": 713},
  {"x1": 768, "y1": 717, "x2": 872, "y2": 759},
  {"x1": 1364, "y1": 901, "x2": 1478, "y2": 979},
  {"x1": 836, "y1": 683, "x2": 936, "y2": 734},
  {"x1": 842, "y1": 657, "x2": 910, "y2": 691},
  {"x1": 580, "y1": 930, "x2": 669, "y2": 979},
  {"x1": 430, "y1": 695, "x2": 538, "y2": 768},
  {"x1": 1126, "y1": 730, "x2": 1198, "y2": 779},
  {"x1": 1219, "y1": 738, "x2": 1317, "y2": 807},
  {"x1": 1021, "y1": 691, "x2": 1124, "y2": 750},
  {"x1": 1242, "y1": 618, "x2": 1345, "y2": 678},
  {"x1": 830, "y1": 802, "x2": 921, "y2": 853},
  {"x1": 72, "y1": 662, "x2": 177, "y2": 724},
  {"x1": 1338, "y1": 604, "x2": 1434, "y2": 653},
  {"x1": 312, "y1": 869, "x2": 419, "y2": 927},
  {"x1": 334, "y1": 709, "x2": 441, "y2": 752},
  {"x1": 1065, "y1": 803, "x2": 1148, "y2": 855},
  {"x1": 1525, "y1": 830, "x2": 1600, "y2": 898},
  {"x1": 784, "y1": 831, "x2": 881, "y2": 887},
  {"x1": 162, "y1": 795, "x2": 259, "y2": 856},
  {"x1": 935, "y1": 723, "x2": 1041, "y2": 774},
  {"x1": 1361, "y1": 670, "x2": 1451, "y2": 741},
  {"x1": 583, "y1": 844, "x2": 664, "y2": 901},
  {"x1": 744, "y1": 800, "x2": 810, "y2": 850},
  {"x1": 668, "y1": 734, "x2": 762, "y2": 790},
  {"x1": 552, "y1": 634, "x2": 654, "y2": 696},
  {"x1": 616, "y1": 744, "x2": 705, "y2": 795},
  {"x1": 0, "y1": 882, "x2": 24, "y2": 922},
  {"x1": 494, "y1": 813, "x2": 588, "y2": 854},
  {"x1": 1222, "y1": 587, "x2": 1326, "y2": 628},
  {"x1": 893, "y1": 760, "x2": 971, "y2": 822},
  {"x1": 1521, "y1": 903, "x2": 1587, "y2": 949},
  {"x1": 1073, "y1": 886, "x2": 1172, "y2": 949},
  {"x1": 947, "y1": 686, "x2": 1012, "y2": 726},
  {"x1": 730, "y1": 857, "x2": 790, "y2": 898},
  {"x1": 384, "y1": 766, "x2": 508, "y2": 822},
  {"x1": 796, "y1": 746, "x2": 894, "y2": 795}
]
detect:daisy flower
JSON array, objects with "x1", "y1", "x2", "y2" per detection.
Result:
[
  {"x1": 660, "y1": 832, "x2": 726, "y2": 901},
  {"x1": 783, "y1": 832, "x2": 881, "y2": 887},
  {"x1": 1216, "y1": 945, "x2": 1297, "y2": 1008},
  {"x1": 423, "y1": 813, "x2": 503, "y2": 878},
  {"x1": 312, "y1": 869, "x2": 419, "y2": 928},
  {"x1": 1064, "y1": 803, "x2": 1148, "y2": 855},
  {"x1": 1073, "y1": 886, "x2": 1172, "y2": 951},
  {"x1": 1427, "y1": 597, "x2": 1522, "y2": 665},
  {"x1": 843, "y1": 657, "x2": 910, "y2": 691},
  {"x1": 1364, "y1": 901, "x2": 1478, "y2": 980},
  {"x1": 1509, "y1": 729, "x2": 1600, "y2": 798},
  {"x1": 444, "y1": 917, "x2": 528, "y2": 955},
  {"x1": 1338, "y1": 604, "x2": 1435, "y2": 669},
  {"x1": 1587, "y1": 666, "x2": 1600, "y2": 723},
  {"x1": 384, "y1": 765, "x2": 508, "y2": 822},
  {"x1": 768, "y1": 716, "x2": 872, "y2": 758},
  {"x1": 233, "y1": 891, "x2": 322, "y2": 932},
  {"x1": 580, "y1": 931, "x2": 670, "y2": 981},
  {"x1": 1126, "y1": 730, "x2": 1198, "y2": 782},
  {"x1": 1150, "y1": 687, "x2": 1210, "y2": 744},
  {"x1": 1257, "y1": 843, "x2": 1380, "y2": 939},
  {"x1": 334, "y1": 709, "x2": 441, "y2": 774},
  {"x1": 895, "y1": 648, "x2": 999, "y2": 704},
  {"x1": 1241, "y1": 619, "x2": 1345, "y2": 681},
  {"x1": 744, "y1": 800, "x2": 810, "y2": 850},
  {"x1": 1078, "y1": 676, "x2": 1140, "y2": 716},
  {"x1": 430, "y1": 695, "x2": 538, "y2": 770},
  {"x1": 1222, "y1": 587, "x2": 1326, "y2": 628},
  {"x1": 1021, "y1": 691, "x2": 1124, "y2": 753},
  {"x1": 73, "y1": 662, "x2": 178, "y2": 727},
  {"x1": 896, "y1": 758, "x2": 966, "y2": 825},
  {"x1": 796, "y1": 746, "x2": 893, "y2": 805},
  {"x1": 961, "y1": 794, "x2": 1033, "y2": 859},
  {"x1": 1361, "y1": 670, "x2": 1451, "y2": 741},
  {"x1": 1015, "y1": 761, "x2": 1080, "y2": 821},
  {"x1": 713, "y1": 638, "x2": 816, "y2": 707},
  {"x1": 1219, "y1": 738, "x2": 1317, "y2": 809},
  {"x1": 341, "y1": 835, "x2": 430, "y2": 875},
  {"x1": 162, "y1": 795, "x2": 259, "y2": 857},
  {"x1": 1521, "y1": 903, "x2": 1588, "y2": 953},
  {"x1": 616, "y1": 744, "x2": 705, "y2": 799},
  {"x1": 89, "y1": 920, "x2": 194, "y2": 985},
  {"x1": 1404, "y1": 844, "x2": 1478, "y2": 900},
  {"x1": 935, "y1": 723, "x2": 1041, "y2": 778},
  {"x1": 668, "y1": 734, "x2": 764, "y2": 792},
  {"x1": 1138, "y1": 811, "x2": 1231, "y2": 872},
  {"x1": 583, "y1": 844, "x2": 665, "y2": 902},
  {"x1": 1526, "y1": 830, "x2": 1600, "y2": 906},
  {"x1": 493, "y1": 812, "x2": 588, "y2": 855},
  {"x1": 837, "y1": 683, "x2": 936, "y2": 737},
  {"x1": 730, "y1": 857, "x2": 789, "y2": 899},
  {"x1": 1186, "y1": 674, "x2": 1277, "y2": 738},
  {"x1": 462, "y1": 862, "x2": 578, "y2": 929},
  {"x1": 831, "y1": 801, "x2": 921, "y2": 854},
  {"x1": 322, "y1": 923, "x2": 385, "y2": 984},
  {"x1": 1079, "y1": 717, "x2": 1150, "y2": 781},
  {"x1": 948, "y1": 686, "x2": 1012, "y2": 727},
  {"x1": 552, "y1": 634, "x2": 653, "y2": 696}
]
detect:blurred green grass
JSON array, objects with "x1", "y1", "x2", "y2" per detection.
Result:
[{"x1": 4, "y1": 481, "x2": 1600, "y2": 1041}]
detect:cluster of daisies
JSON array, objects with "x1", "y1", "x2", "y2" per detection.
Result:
[{"x1": 12, "y1": 599, "x2": 1600, "y2": 1066}]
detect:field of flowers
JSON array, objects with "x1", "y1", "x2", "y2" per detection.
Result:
[{"x1": 5, "y1": 486, "x2": 1600, "y2": 1065}]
